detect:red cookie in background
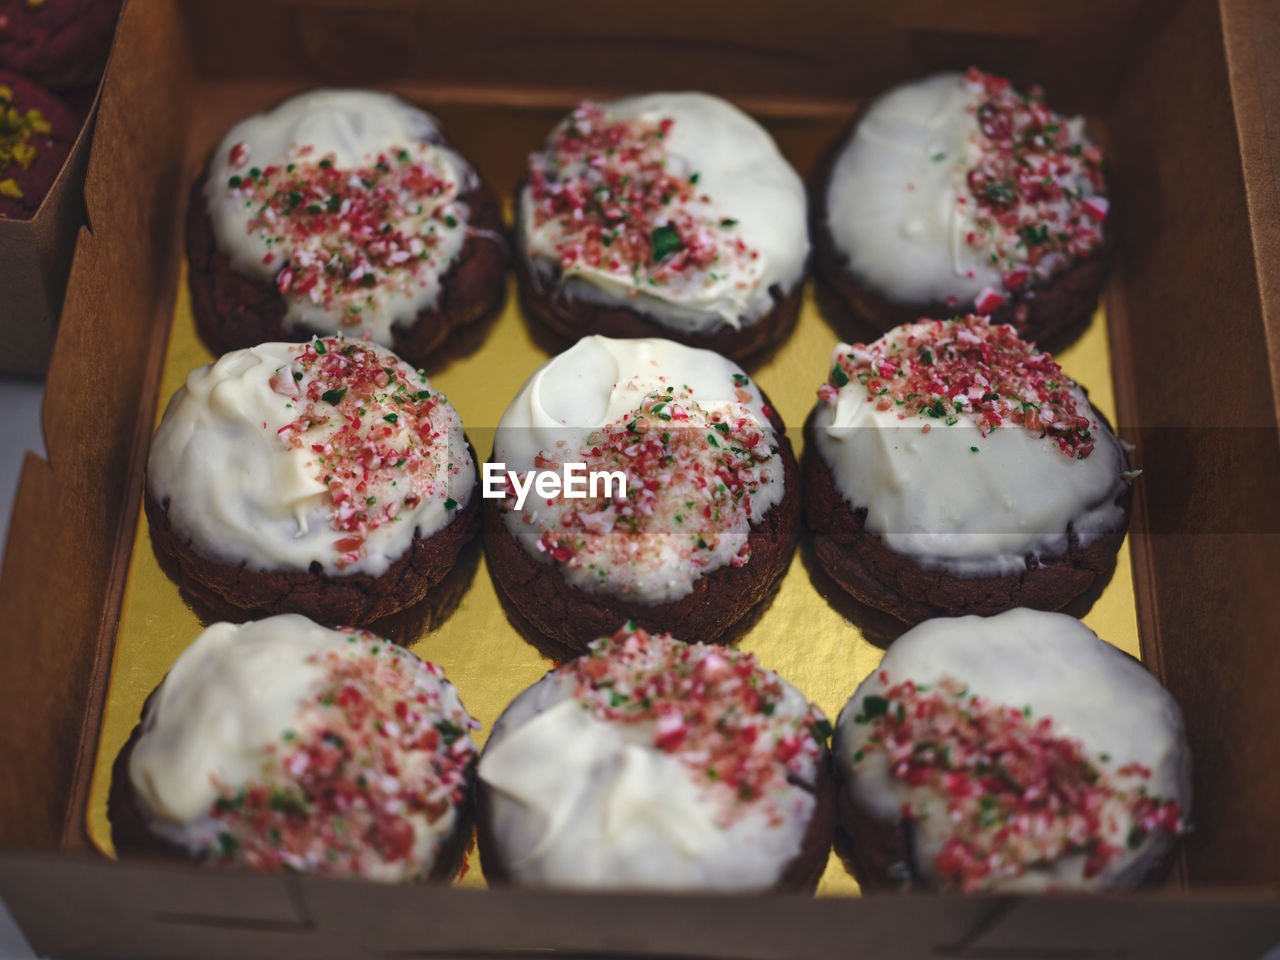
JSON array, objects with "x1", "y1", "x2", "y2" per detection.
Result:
[
  {"x1": 0, "y1": 70, "x2": 75, "y2": 219},
  {"x1": 0, "y1": 0, "x2": 122, "y2": 91}
]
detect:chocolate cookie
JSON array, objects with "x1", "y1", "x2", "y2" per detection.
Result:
[
  {"x1": 109, "y1": 615, "x2": 478, "y2": 882},
  {"x1": 147, "y1": 337, "x2": 478, "y2": 626},
  {"x1": 831, "y1": 609, "x2": 1191, "y2": 892},
  {"x1": 813, "y1": 68, "x2": 1113, "y2": 346},
  {"x1": 804, "y1": 316, "x2": 1133, "y2": 625},
  {"x1": 187, "y1": 89, "x2": 507, "y2": 368},
  {"x1": 476, "y1": 624, "x2": 835, "y2": 892},
  {"x1": 516, "y1": 94, "x2": 809, "y2": 363},
  {"x1": 0, "y1": 0, "x2": 121, "y2": 90},
  {"x1": 484, "y1": 335, "x2": 801, "y2": 651},
  {"x1": 0, "y1": 71, "x2": 76, "y2": 219}
]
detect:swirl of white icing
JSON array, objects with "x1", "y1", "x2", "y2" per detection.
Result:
[
  {"x1": 147, "y1": 338, "x2": 474, "y2": 578},
  {"x1": 824, "y1": 72, "x2": 1104, "y2": 309},
  {"x1": 519, "y1": 92, "x2": 809, "y2": 334},
  {"x1": 833, "y1": 609, "x2": 1191, "y2": 892},
  {"x1": 493, "y1": 335, "x2": 786, "y2": 602},
  {"x1": 477, "y1": 630, "x2": 823, "y2": 891},
  {"x1": 811, "y1": 322, "x2": 1127, "y2": 575},
  {"x1": 128, "y1": 615, "x2": 478, "y2": 882},
  {"x1": 205, "y1": 89, "x2": 477, "y2": 345}
]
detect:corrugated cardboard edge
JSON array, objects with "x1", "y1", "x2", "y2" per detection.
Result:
[{"x1": 0, "y1": 0, "x2": 190, "y2": 847}]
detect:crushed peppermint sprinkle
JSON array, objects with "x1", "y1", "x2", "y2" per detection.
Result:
[
  {"x1": 565, "y1": 625, "x2": 830, "y2": 824},
  {"x1": 954, "y1": 67, "x2": 1107, "y2": 308},
  {"x1": 527, "y1": 101, "x2": 760, "y2": 298},
  {"x1": 820, "y1": 315, "x2": 1098, "y2": 459},
  {"x1": 0, "y1": 84, "x2": 53, "y2": 201},
  {"x1": 203, "y1": 634, "x2": 478, "y2": 878},
  {"x1": 226, "y1": 140, "x2": 464, "y2": 323},
  {"x1": 273, "y1": 337, "x2": 468, "y2": 568},
  {"x1": 507, "y1": 379, "x2": 777, "y2": 594},
  {"x1": 850, "y1": 672, "x2": 1184, "y2": 893}
]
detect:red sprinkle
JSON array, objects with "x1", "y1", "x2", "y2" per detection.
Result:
[
  {"x1": 850, "y1": 672, "x2": 1184, "y2": 892},
  {"x1": 824, "y1": 315, "x2": 1098, "y2": 459},
  {"x1": 958, "y1": 68, "x2": 1108, "y2": 297},
  {"x1": 528, "y1": 101, "x2": 756, "y2": 292},
  {"x1": 564, "y1": 625, "x2": 830, "y2": 825},
  {"x1": 204, "y1": 634, "x2": 477, "y2": 879}
]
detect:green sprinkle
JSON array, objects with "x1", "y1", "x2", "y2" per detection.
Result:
[
  {"x1": 322, "y1": 387, "x2": 347, "y2": 405},
  {"x1": 863, "y1": 695, "x2": 889, "y2": 719},
  {"x1": 650, "y1": 223, "x2": 683, "y2": 262}
]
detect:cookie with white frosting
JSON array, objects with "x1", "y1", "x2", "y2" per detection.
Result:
[
  {"x1": 188, "y1": 89, "x2": 506, "y2": 367},
  {"x1": 484, "y1": 335, "x2": 800, "y2": 649},
  {"x1": 515, "y1": 93, "x2": 809, "y2": 361},
  {"x1": 814, "y1": 69, "x2": 1112, "y2": 345},
  {"x1": 109, "y1": 615, "x2": 479, "y2": 882},
  {"x1": 803, "y1": 315, "x2": 1133, "y2": 623},
  {"x1": 146, "y1": 336, "x2": 478, "y2": 625},
  {"x1": 476, "y1": 624, "x2": 835, "y2": 892},
  {"x1": 832, "y1": 609, "x2": 1190, "y2": 892}
]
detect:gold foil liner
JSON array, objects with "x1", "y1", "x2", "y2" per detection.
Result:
[{"x1": 85, "y1": 209, "x2": 1139, "y2": 899}]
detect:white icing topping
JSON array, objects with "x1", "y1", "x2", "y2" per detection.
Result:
[
  {"x1": 477, "y1": 634, "x2": 822, "y2": 891},
  {"x1": 128, "y1": 615, "x2": 477, "y2": 882},
  {"x1": 493, "y1": 335, "x2": 785, "y2": 602},
  {"x1": 520, "y1": 92, "x2": 808, "y2": 334},
  {"x1": 833, "y1": 609, "x2": 1191, "y2": 892},
  {"x1": 148, "y1": 338, "x2": 474, "y2": 578},
  {"x1": 824, "y1": 72, "x2": 1105, "y2": 310},
  {"x1": 205, "y1": 89, "x2": 477, "y2": 344},
  {"x1": 812, "y1": 323, "x2": 1126, "y2": 575}
]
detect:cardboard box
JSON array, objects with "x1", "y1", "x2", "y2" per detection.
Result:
[
  {"x1": 0, "y1": 0, "x2": 1278, "y2": 955},
  {"x1": 0, "y1": 81, "x2": 103, "y2": 376}
]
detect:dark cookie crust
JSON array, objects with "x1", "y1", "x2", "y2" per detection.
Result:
[
  {"x1": 145, "y1": 470, "x2": 480, "y2": 628},
  {"x1": 186, "y1": 154, "x2": 508, "y2": 368},
  {"x1": 475, "y1": 691, "x2": 837, "y2": 893},
  {"x1": 483, "y1": 400, "x2": 801, "y2": 650},
  {"x1": 0, "y1": 0, "x2": 121, "y2": 90},
  {"x1": 108, "y1": 695, "x2": 473, "y2": 882},
  {"x1": 0, "y1": 71, "x2": 76, "y2": 220},
  {"x1": 802, "y1": 411, "x2": 1132, "y2": 625},
  {"x1": 514, "y1": 188, "x2": 804, "y2": 364},
  {"x1": 810, "y1": 111, "x2": 1114, "y2": 349}
]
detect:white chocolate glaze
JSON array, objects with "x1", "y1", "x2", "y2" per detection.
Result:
[
  {"x1": 812, "y1": 321, "x2": 1127, "y2": 575},
  {"x1": 205, "y1": 89, "x2": 477, "y2": 344},
  {"x1": 148, "y1": 338, "x2": 474, "y2": 578},
  {"x1": 478, "y1": 630, "x2": 824, "y2": 891},
  {"x1": 520, "y1": 92, "x2": 808, "y2": 334},
  {"x1": 493, "y1": 335, "x2": 785, "y2": 602},
  {"x1": 128, "y1": 615, "x2": 478, "y2": 882},
  {"x1": 833, "y1": 609, "x2": 1191, "y2": 892},
  {"x1": 824, "y1": 72, "x2": 1105, "y2": 310}
]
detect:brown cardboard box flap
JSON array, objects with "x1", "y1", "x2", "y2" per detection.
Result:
[
  {"x1": 2, "y1": 853, "x2": 1277, "y2": 960},
  {"x1": 2, "y1": 0, "x2": 1280, "y2": 955}
]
